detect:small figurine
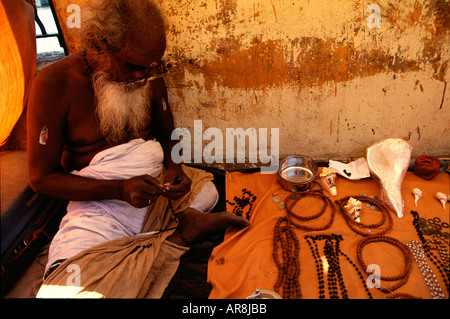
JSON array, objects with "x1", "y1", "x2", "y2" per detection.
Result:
[
  {"x1": 412, "y1": 188, "x2": 422, "y2": 207},
  {"x1": 318, "y1": 167, "x2": 337, "y2": 196},
  {"x1": 435, "y1": 192, "x2": 448, "y2": 209},
  {"x1": 344, "y1": 197, "x2": 361, "y2": 222}
]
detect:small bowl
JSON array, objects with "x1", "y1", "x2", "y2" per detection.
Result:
[{"x1": 277, "y1": 155, "x2": 318, "y2": 192}]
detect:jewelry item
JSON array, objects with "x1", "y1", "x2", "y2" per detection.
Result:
[
  {"x1": 411, "y1": 210, "x2": 450, "y2": 293},
  {"x1": 357, "y1": 235, "x2": 412, "y2": 293},
  {"x1": 226, "y1": 188, "x2": 257, "y2": 221},
  {"x1": 335, "y1": 195, "x2": 393, "y2": 236},
  {"x1": 407, "y1": 240, "x2": 445, "y2": 299}
]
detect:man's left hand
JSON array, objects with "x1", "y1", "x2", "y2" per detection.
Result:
[{"x1": 163, "y1": 165, "x2": 191, "y2": 200}]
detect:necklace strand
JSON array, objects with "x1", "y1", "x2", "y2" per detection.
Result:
[
  {"x1": 357, "y1": 235, "x2": 412, "y2": 293},
  {"x1": 335, "y1": 195, "x2": 393, "y2": 236},
  {"x1": 407, "y1": 240, "x2": 446, "y2": 299}
]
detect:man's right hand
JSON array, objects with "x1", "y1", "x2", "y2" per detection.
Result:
[{"x1": 119, "y1": 175, "x2": 164, "y2": 208}]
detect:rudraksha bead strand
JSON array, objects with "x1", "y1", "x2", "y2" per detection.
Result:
[
  {"x1": 284, "y1": 190, "x2": 336, "y2": 232},
  {"x1": 356, "y1": 235, "x2": 413, "y2": 293},
  {"x1": 273, "y1": 217, "x2": 301, "y2": 299},
  {"x1": 335, "y1": 195, "x2": 393, "y2": 236}
]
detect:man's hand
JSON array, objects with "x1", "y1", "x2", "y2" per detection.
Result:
[
  {"x1": 119, "y1": 175, "x2": 164, "y2": 208},
  {"x1": 163, "y1": 165, "x2": 191, "y2": 200}
]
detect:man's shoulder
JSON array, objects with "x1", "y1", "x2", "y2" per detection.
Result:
[{"x1": 35, "y1": 52, "x2": 87, "y2": 89}]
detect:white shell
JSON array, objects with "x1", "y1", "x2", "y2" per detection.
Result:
[
  {"x1": 435, "y1": 192, "x2": 447, "y2": 209},
  {"x1": 344, "y1": 197, "x2": 361, "y2": 223},
  {"x1": 318, "y1": 167, "x2": 337, "y2": 196},
  {"x1": 412, "y1": 188, "x2": 423, "y2": 207}
]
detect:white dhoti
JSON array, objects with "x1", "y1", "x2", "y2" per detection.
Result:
[{"x1": 45, "y1": 138, "x2": 218, "y2": 274}]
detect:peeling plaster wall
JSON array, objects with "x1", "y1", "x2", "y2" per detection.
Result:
[
  {"x1": 55, "y1": 0, "x2": 449, "y2": 165},
  {"x1": 160, "y1": 0, "x2": 450, "y2": 164}
]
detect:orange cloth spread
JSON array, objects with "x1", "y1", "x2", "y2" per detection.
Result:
[{"x1": 207, "y1": 170, "x2": 449, "y2": 299}]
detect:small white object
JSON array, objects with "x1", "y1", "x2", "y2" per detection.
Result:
[
  {"x1": 435, "y1": 192, "x2": 447, "y2": 209},
  {"x1": 412, "y1": 188, "x2": 423, "y2": 207}
]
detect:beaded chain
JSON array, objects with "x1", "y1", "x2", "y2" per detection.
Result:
[
  {"x1": 226, "y1": 188, "x2": 257, "y2": 221},
  {"x1": 167, "y1": 200, "x2": 191, "y2": 246},
  {"x1": 384, "y1": 293, "x2": 421, "y2": 299},
  {"x1": 323, "y1": 236, "x2": 347, "y2": 299},
  {"x1": 357, "y1": 235, "x2": 413, "y2": 293},
  {"x1": 305, "y1": 234, "x2": 374, "y2": 299},
  {"x1": 273, "y1": 217, "x2": 301, "y2": 299},
  {"x1": 284, "y1": 190, "x2": 336, "y2": 231},
  {"x1": 411, "y1": 210, "x2": 450, "y2": 294},
  {"x1": 407, "y1": 241, "x2": 446, "y2": 299},
  {"x1": 335, "y1": 195, "x2": 393, "y2": 236},
  {"x1": 272, "y1": 190, "x2": 336, "y2": 298},
  {"x1": 305, "y1": 234, "x2": 347, "y2": 299},
  {"x1": 426, "y1": 235, "x2": 450, "y2": 269}
]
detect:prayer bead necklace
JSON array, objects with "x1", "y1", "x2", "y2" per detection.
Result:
[
  {"x1": 426, "y1": 235, "x2": 450, "y2": 269},
  {"x1": 357, "y1": 235, "x2": 412, "y2": 293},
  {"x1": 407, "y1": 240, "x2": 446, "y2": 299},
  {"x1": 273, "y1": 217, "x2": 301, "y2": 299},
  {"x1": 226, "y1": 188, "x2": 257, "y2": 221},
  {"x1": 335, "y1": 195, "x2": 393, "y2": 236},
  {"x1": 305, "y1": 234, "x2": 374, "y2": 299},
  {"x1": 384, "y1": 292, "x2": 421, "y2": 299},
  {"x1": 284, "y1": 190, "x2": 336, "y2": 231},
  {"x1": 272, "y1": 190, "x2": 337, "y2": 298},
  {"x1": 411, "y1": 210, "x2": 450, "y2": 293}
]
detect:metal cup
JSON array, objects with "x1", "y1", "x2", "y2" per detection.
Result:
[{"x1": 277, "y1": 155, "x2": 318, "y2": 192}]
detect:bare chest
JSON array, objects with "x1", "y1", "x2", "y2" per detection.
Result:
[{"x1": 61, "y1": 93, "x2": 152, "y2": 171}]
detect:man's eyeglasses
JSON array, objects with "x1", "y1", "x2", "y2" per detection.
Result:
[{"x1": 124, "y1": 61, "x2": 167, "y2": 86}]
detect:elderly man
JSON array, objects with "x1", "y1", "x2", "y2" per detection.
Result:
[{"x1": 28, "y1": 0, "x2": 248, "y2": 297}]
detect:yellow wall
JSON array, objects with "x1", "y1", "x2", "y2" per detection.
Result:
[{"x1": 54, "y1": 0, "x2": 449, "y2": 164}]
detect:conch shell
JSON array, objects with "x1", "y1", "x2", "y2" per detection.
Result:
[
  {"x1": 435, "y1": 192, "x2": 448, "y2": 209},
  {"x1": 318, "y1": 167, "x2": 337, "y2": 196},
  {"x1": 412, "y1": 188, "x2": 422, "y2": 207},
  {"x1": 344, "y1": 197, "x2": 361, "y2": 222}
]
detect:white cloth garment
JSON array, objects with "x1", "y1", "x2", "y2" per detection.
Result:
[{"x1": 46, "y1": 138, "x2": 218, "y2": 273}]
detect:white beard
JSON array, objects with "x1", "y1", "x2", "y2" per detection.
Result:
[{"x1": 93, "y1": 71, "x2": 151, "y2": 143}]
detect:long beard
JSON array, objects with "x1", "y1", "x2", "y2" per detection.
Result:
[{"x1": 92, "y1": 71, "x2": 151, "y2": 143}]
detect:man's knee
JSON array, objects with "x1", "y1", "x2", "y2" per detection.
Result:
[{"x1": 188, "y1": 181, "x2": 219, "y2": 213}]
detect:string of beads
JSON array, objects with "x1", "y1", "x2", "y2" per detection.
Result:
[
  {"x1": 356, "y1": 235, "x2": 412, "y2": 293},
  {"x1": 273, "y1": 190, "x2": 336, "y2": 298},
  {"x1": 226, "y1": 188, "x2": 257, "y2": 221},
  {"x1": 407, "y1": 240, "x2": 445, "y2": 299},
  {"x1": 335, "y1": 195, "x2": 393, "y2": 236},
  {"x1": 273, "y1": 217, "x2": 301, "y2": 299},
  {"x1": 411, "y1": 210, "x2": 449, "y2": 293},
  {"x1": 284, "y1": 190, "x2": 336, "y2": 231},
  {"x1": 305, "y1": 234, "x2": 374, "y2": 299}
]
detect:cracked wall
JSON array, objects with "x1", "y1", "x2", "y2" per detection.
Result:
[{"x1": 55, "y1": 0, "x2": 449, "y2": 164}]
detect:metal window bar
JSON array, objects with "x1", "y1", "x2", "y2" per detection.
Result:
[{"x1": 35, "y1": 0, "x2": 68, "y2": 55}]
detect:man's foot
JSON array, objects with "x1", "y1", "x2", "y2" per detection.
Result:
[{"x1": 167, "y1": 208, "x2": 250, "y2": 246}]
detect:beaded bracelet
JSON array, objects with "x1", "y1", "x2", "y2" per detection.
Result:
[
  {"x1": 335, "y1": 195, "x2": 393, "y2": 236},
  {"x1": 356, "y1": 235, "x2": 412, "y2": 293}
]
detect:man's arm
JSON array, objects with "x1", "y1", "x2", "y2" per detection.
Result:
[
  {"x1": 150, "y1": 78, "x2": 191, "y2": 199},
  {"x1": 27, "y1": 69, "x2": 162, "y2": 208}
]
